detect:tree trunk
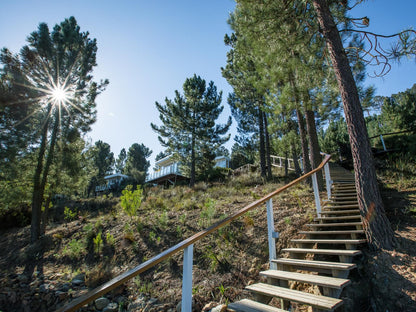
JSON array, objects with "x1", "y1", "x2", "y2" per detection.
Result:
[
  {"x1": 296, "y1": 108, "x2": 312, "y2": 176},
  {"x1": 312, "y1": 0, "x2": 394, "y2": 249},
  {"x1": 263, "y1": 111, "x2": 273, "y2": 179},
  {"x1": 31, "y1": 106, "x2": 51, "y2": 243},
  {"x1": 305, "y1": 109, "x2": 324, "y2": 190},
  {"x1": 190, "y1": 135, "x2": 196, "y2": 187},
  {"x1": 258, "y1": 107, "x2": 267, "y2": 178},
  {"x1": 291, "y1": 144, "x2": 302, "y2": 177},
  {"x1": 289, "y1": 75, "x2": 312, "y2": 177}
]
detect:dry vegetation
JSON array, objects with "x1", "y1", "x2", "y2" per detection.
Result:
[{"x1": 0, "y1": 164, "x2": 415, "y2": 311}]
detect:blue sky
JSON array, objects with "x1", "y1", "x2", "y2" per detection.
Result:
[{"x1": 1, "y1": 0, "x2": 415, "y2": 167}]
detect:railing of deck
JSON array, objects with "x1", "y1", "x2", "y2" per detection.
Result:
[
  {"x1": 57, "y1": 153, "x2": 332, "y2": 312},
  {"x1": 145, "y1": 162, "x2": 182, "y2": 182}
]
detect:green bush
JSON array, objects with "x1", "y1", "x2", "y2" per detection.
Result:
[
  {"x1": 62, "y1": 239, "x2": 85, "y2": 259},
  {"x1": 120, "y1": 185, "x2": 143, "y2": 218}
]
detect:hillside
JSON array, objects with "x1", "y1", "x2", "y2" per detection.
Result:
[{"x1": 0, "y1": 167, "x2": 415, "y2": 311}]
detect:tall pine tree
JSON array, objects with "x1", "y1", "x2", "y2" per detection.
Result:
[{"x1": 151, "y1": 75, "x2": 231, "y2": 187}]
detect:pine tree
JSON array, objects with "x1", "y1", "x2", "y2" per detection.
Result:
[
  {"x1": 0, "y1": 17, "x2": 108, "y2": 242},
  {"x1": 151, "y1": 75, "x2": 231, "y2": 187}
]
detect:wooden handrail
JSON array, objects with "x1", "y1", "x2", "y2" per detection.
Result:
[{"x1": 57, "y1": 154, "x2": 331, "y2": 312}]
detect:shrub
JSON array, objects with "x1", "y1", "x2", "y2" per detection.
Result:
[
  {"x1": 62, "y1": 239, "x2": 85, "y2": 259},
  {"x1": 64, "y1": 206, "x2": 77, "y2": 221},
  {"x1": 120, "y1": 185, "x2": 143, "y2": 218}
]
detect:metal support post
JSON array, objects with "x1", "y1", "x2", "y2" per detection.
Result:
[
  {"x1": 312, "y1": 173, "x2": 321, "y2": 218},
  {"x1": 266, "y1": 199, "x2": 278, "y2": 270},
  {"x1": 380, "y1": 135, "x2": 387, "y2": 151},
  {"x1": 324, "y1": 163, "x2": 332, "y2": 200},
  {"x1": 181, "y1": 244, "x2": 194, "y2": 312}
]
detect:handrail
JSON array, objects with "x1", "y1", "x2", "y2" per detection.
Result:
[{"x1": 57, "y1": 153, "x2": 331, "y2": 312}]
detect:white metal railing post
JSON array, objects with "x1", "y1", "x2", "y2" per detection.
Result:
[
  {"x1": 181, "y1": 244, "x2": 194, "y2": 312},
  {"x1": 324, "y1": 162, "x2": 332, "y2": 200},
  {"x1": 380, "y1": 134, "x2": 387, "y2": 151},
  {"x1": 312, "y1": 173, "x2": 321, "y2": 218},
  {"x1": 266, "y1": 199, "x2": 278, "y2": 270}
]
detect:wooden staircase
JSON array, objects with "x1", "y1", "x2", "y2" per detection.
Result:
[{"x1": 228, "y1": 165, "x2": 366, "y2": 312}]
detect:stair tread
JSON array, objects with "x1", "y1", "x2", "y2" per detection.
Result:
[
  {"x1": 320, "y1": 210, "x2": 361, "y2": 215},
  {"x1": 291, "y1": 238, "x2": 367, "y2": 244},
  {"x1": 273, "y1": 258, "x2": 357, "y2": 270},
  {"x1": 327, "y1": 200, "x2": 358, "y2": 204},
  {"x1": 323, "y1": 204, "x2": 359, "y2": 209},
  {"x1": 246, "y1": 283, "x2": 343, "y2": 310},
  {"x1": 315, "y1": 216, "x2": 361, "y2": 221},
  {"x1": 282, "y1": 248, "x2": 361, "y2": 256},
  {"x1": 260, "y1": 269, "x2": 350, "y2": 289},
  {"x1": 228, "y1": 299, "x2": 287, "y2": 312},
  {"x1": 299, "y1": 230, "x2": 365, "y2": 235},
  {"x1": 307, "y1": 222, "x2": 362, "y2": 227}
]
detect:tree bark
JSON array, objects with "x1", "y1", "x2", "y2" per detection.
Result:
[
  {"x1": 31, "y1": 105, "x2": 51, "y2": 243},
  {"x1": 296, "y1": 108, "x2": 312, "y2": 176},
  {"x1": 289, "y1": 75, "x2": 312, "y2": 177},
  {"x1": 258, "y1": 106, "x2": 267, "y2": 178},
  {"x1": 305, "y1": 109, "x2": 324, "y2": 190},
  {"x1": 263, "y1": 111, "x2": 273, "y2": 179},
  {"x1": 312, "y1": 0, "x2": 394, "y2": 249},
  {"x1": 291, "y1": 144, "x2": 302, "y2": 177},
  {"x1": 190, "y1": 135, "x2": 196, "y2": 187}
]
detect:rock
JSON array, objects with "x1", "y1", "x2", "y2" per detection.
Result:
[
  {"x1": 39, "y1": 283, "x2": 53, "y2": 293},
  {"x1": 73, "y1": 273, "x2": 85, "y2": 281},
  {"x1": 202, "y1": 302, "x2": 217, "y2": 311},
  {"x1": 17, "y1": 274, "x2": 29, "y2": 283},
  {"x1": 95, "y1": 297, "x2": 110, "y2": 310},
  {"x1": 60, "y1": 283, "x2": 71, "y2": 292},
  {"x1": 210, "y1": 304, "x2": 227, "y2": 312},
  {"x1": 128, "y1": 296, "x2": 147, "y2": 311},
  {"x1": 71, "y1": 279, "x2": 84, "y2": 287},
  {"x1": 55, "y1": 290, "x2": 68, "y2": 300},
  {"x1": 103, "y1": 302, "x2": 118, "y2": 312}
]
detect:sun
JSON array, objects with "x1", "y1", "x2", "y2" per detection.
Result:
[{"x1": 49, "y1": 83, "x2": 70, "y2": 105}]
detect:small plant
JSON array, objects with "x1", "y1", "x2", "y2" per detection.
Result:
[
  {"x1": 106, "y1": 232, "x2": 115, "y2": 246},
  {"x1": 176, "y1": 225, "x2": 183, "y2": 237},
  {"x1": 198, "y1": 198, "x2": 217, "y2": 227},
  {"x1": 284, "y1": 216, "x2": 291, "y2": 225},
  {"x1": 62, "y1": 239, "x2": 85, "y2": 259},
  {"x1": 149, "y1": 231, "x2": 156, "y2": 243},
  {"x1": 157, "y1": 211, "x2": 169, "y2": 229},
  {"x1": 134, "y1": 276, "x2": 153, "y2": 294},
  {"x1": 64, "y1": 206, "x2": 77, "y2": 221},
  {"x1": 120, "y1": 185, "x2": 143, "y2": 218},
  {"x1": 93, "y1": 232, "x2": 103, "y2": 254},
  {"x1": 218, "y1": 284, "x2": 230, "y2": 304}
]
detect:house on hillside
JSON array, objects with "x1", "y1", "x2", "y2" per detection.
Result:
[
  {"x1": 145, "y1": 154, "x2": 230, "y2": 185},
  {"x1": 145, "y1": 155, "x2": 187, "y2": 185},
  {"x1": 95, "y1": 173, "x2": 129, "y2": 195},
  {"x1": 214, "y1": 155, "x2": 230, "y2": 168}
]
